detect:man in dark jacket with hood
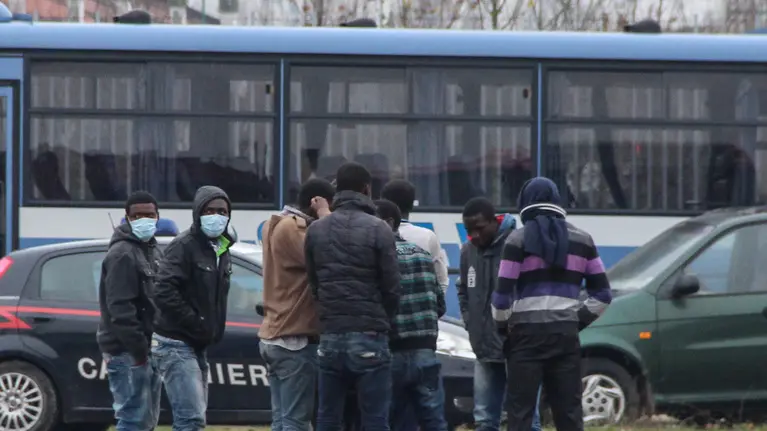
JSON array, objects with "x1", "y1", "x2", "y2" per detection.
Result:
[
  {"x1": 98, "y1": 191, "x2": 162, "y2": 431},
  {"x1": 457, "y1": 197, "x2": 541, "y2": 431},
  {"x1": 305, "y1": 162, "x2": 401, "y2": 431},
  {"x1": 493, "y1": 177, "x2": 612, "y2": 431},
  {"x1": 152, "y1": 185, "x2": 236, "y2": 431}
]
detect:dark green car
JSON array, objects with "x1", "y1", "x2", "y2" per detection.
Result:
[{"x1": 579, "y1": 207, "x2": 767, "y2": 423}]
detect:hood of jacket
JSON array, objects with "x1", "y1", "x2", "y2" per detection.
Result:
[
  {"x1": 330, "y1": 190, "x2": 376, "y2": 215},
  {"x1": 490, "y1": 213, "x2": 516, "y2": 247},
  {"x1": 265, "y1": 205, "x2": 313, "y2": 234},
  {"x1": 191, "y1": 185, "x2": 236, "y2": 243},
  {"x1": 110, "y1": 222, "x2": 157, "y2": 248}
]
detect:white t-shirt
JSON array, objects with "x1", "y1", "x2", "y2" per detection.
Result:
[{"x1": 398, "y1": 222, "x2": 449, "y2": 292}]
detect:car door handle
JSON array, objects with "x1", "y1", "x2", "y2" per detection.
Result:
[
  {"x1": 32, "y1": 316, "x2": 53, "y2": 323},
  {"x1": 761, "y1": 307, "x2": 767, "y2": 319}
]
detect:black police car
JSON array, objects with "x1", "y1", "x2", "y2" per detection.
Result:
[{"x1": 0, "y1": 238, "x2": 475, "y2": 431}]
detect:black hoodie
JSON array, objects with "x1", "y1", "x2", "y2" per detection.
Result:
[
  {"x1": 153, "y1": 186, "x2": 235, "y2": 350},
  {"x1": 96, "y1": 223, "x2": 160, "y2": 362}
]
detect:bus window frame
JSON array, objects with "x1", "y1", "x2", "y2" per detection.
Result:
[
  {"x1": 23, "y1": 51, "x2": 283, "y2": 210},
  {"x1": 283, "y1": 56, "x2": 541, "y2": 213},
  {"x1": 540, "y1": 60, "x2": 767, "y2": 216}
]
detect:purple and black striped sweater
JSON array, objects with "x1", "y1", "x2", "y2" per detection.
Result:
[{"x1": 491, "y1": 222, "x2": 612, "y2": 334}]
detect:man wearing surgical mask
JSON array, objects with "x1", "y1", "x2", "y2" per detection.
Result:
[
  {"x1": 97, "y1": 190, "x2": 162, "y2": 431},
  {"x1": 153, "y1": 186, "x2": 236, "y2": 431}
]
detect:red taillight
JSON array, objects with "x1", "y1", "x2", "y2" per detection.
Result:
[{"x1": 0, "y1": 257, "x2": 14, "y2": 278}]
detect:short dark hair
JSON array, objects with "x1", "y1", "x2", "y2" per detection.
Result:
[
  {"x1": 335, "y1": 162, "x2": 372, "y2": 193},
  {"x1": 125, "y1": 191, "x2": 158, "y2": 214},
  {"x1": 381, "y1": 180, "x2": 416, "y2": 215},
  {"x1": 113, "y1": 10, "x2": 151, "y2": 24},
  {"x1": 340, "y1": 18, "x2": 377, "y2": 27},
  {"x1": 374, "y1": 199, "x2": 402, "y2": 231},
  {"x1": 462, "y1": 196, "x2": 495, "y2": 221},
  {"x1": 297, "y1": 178, "x2": 335, "y2": 210}
]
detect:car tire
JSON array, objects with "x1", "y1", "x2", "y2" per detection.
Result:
[
  {"x1": 0, "y1": 360, "x2": 59, "y2": 431},
  {"x1": 581, "y1": 357, "x2": 640, "y2": 424}
]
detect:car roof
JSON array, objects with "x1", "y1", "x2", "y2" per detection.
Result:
[
  {"x1": 8, "y1": 237, "x2": 264, "y2": 265},
  {"x1": 1, "y1": 22, "x2": 767, "y2": 63},
  {"x1": 689, "y1": 206, "x2": 767, "y2": 226}
]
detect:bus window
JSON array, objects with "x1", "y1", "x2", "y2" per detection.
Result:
[
  {"x1": 28, "y1": 60, "x2": 277, "y2": 205},
  {"x1": 287, "y1": 65, "x2": 534, "y2": 209},
  {"x1": 544, "y1": 69, "x2": 767, "y2": 212}
]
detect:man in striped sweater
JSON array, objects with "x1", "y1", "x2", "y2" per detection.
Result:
[
  {"x1": 375, "y1": 199, "x2": 448, "y2": 431},
  {"x1": 491, "y1": 177, "x2": 612, "y2": 431}
]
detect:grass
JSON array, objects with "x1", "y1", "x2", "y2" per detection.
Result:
[{"x1": 111, "y1": 426, "x2": 767, "y2": 431}]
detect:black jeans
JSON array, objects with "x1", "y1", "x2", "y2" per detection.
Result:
[{"x1": 505, "y1": 333, "x2": 583, "y2": 431}]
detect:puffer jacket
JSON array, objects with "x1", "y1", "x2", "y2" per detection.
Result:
[
  {"x1": 456, "y1": 214, "x2": 516, "y2": 362},
  {"x1": 304, "y1": 190, "x2": 401, "y2": 334}
]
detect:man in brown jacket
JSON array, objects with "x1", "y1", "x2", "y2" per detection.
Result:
[{"x1": 259, "y1": 178, "x2": 335, "y2": 431}]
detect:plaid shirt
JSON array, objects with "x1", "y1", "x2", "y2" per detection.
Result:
[{"x1": 390, "y1": 234, "x2": 446, "y2": 348}]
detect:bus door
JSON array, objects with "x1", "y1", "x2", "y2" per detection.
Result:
[
  {"x1": 0, "y1": 57, "x2": 20, "y2": 257},
  {"x1": 0, "y1": 83, "x2": 17, "y2": 257}
]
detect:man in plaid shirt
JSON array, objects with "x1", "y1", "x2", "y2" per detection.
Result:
[{"x1": 374, "y1": 199, "x2": 448, "y2": 431}]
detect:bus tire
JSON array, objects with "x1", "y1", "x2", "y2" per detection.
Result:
[{"x1": 0, "y1": 360, "x2": 59, "y2": 431}]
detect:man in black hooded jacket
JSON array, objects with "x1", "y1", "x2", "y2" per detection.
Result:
[
  {"x1": 152, "y1": 185, "x2": 236, "y2": 431},
  {"x1": 98, "y1": 191, "x2": 162, "y2": 431}
]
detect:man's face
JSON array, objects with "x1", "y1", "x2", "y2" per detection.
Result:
[
  {"x1": 202, "y1": 198, "x2": 229, "y2": 218},
  {"x1": 463, "y1": 214, "x2": 497, "y2": 248},
  {"x1": 126, "y1": 203, "x2": 158, "y2": 222}
]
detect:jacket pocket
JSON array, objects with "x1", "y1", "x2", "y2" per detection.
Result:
[{"x1": 192, "y1": 261, "x2": 217, "y2": 341}]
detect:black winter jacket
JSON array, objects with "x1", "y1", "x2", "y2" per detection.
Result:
[
  {"x1": 456, "y1": 214, "x2": 515, "y2": 362},
  {"x1": 305, "y1": 191, "x2": 401, "y2": 334},
  {"x1": 153, "y1": 186, "x2": 236, "y2": 350},
  {"x1": 97, "y1": 223, "x2": 160, "y2": 363}
]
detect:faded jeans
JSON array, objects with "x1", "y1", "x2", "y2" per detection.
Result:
[
  {"x1": 151, "y1": 334, "x2": 209, "y2": 431},
  {"x1": 104, "y1": 352, "x2": 161, "y2": 431},
  {"x1": 260, "y1": 341, "x2": 318, "y2": 431},
  {"x1": 316, "y1": 332, "x2": 392, "y2": 431},
  {"x1": 390, "y1": 349, "x2": 447, "y2": 431},
  {"x1": 474, "y1": 361, "x2": 541, "y2": 431}
]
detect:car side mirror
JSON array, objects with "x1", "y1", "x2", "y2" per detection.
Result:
[
  {"x1": 671, "y1": 274, "x2": 700, "y2": 298},
  {"x1": 255, "y1": 303, "x2": 265, "y2": 317}
]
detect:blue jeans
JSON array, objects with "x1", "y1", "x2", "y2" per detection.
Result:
[
  {"x1": 474, "y1": 361, "x2": 541, "y2": 431},
  {"x1": 390, "y1": 349, "x2": 447, "y2": 431},
  {"x1": 316, "y1": 332, "x2": 392, "y2": 431},
  {"x1": 104, "y1": 352, "x2": 161, "y2": 431},
  {"x1": 151, "y1": 334, "x2": 209, "y2": 431},
  {"x1": 259, "y1": 341, "x2": 318, "y2": 431}
]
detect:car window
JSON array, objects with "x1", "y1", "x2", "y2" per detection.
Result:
[
  {"x1": 40, "y1": 251, "x2": 263, "y2": 313},
  {"x1": 40, "y1": 252, "x2": 106, "y2": 302},
  {"x1": 684, "y1": 223, "x2": 767, "y2": 294},
  {"x1": 227, "y1": 263, "x2": 263, "y2": 315}
]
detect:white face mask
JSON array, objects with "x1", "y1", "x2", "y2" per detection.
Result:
[
  {"x1": 129, "y1": 218, "x2": 157, "y2": 242},
  {"x1": 200, "y1": 214, "x2": 228, "y2": 238}
]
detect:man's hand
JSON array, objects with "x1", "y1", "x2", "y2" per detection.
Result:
[{"x1": 311, "y1": 196, "x2": 331, "y2": 218}]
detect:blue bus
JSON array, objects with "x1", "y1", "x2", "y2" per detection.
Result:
[{"x1": 0, "y1": 18, "x2": 766, "y2": 315}]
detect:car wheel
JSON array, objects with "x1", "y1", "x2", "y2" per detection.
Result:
[
  {"x1": 0, "y1": 360, "x2": 59, "y2": 431},
  {"x1": 582, "y1": 358, "x2": 639, "y2": 424}
]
